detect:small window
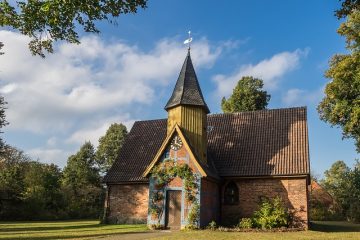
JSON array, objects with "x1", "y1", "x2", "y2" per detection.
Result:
[{"x1": 224, "y1": 181, "x2": 239, "y2": 205}]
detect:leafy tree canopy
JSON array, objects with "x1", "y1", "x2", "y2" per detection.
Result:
[
  {"x1": 61, "y1": 141, "x2": 103, "y2": 218},
  {"x1": 321, "y1": 160, "x2": 360, "y2": 222},
  {"x1": 0, "y1": 0, "x2": 147, "y2": 57},
  {"x1": 336, "y1": 0, "x2": 360, "y2": 19},
  {"x1": 62, "y1": 141, "x2": 99, "y2": 187},
  {"x1": 0, "y1": 146, "x2": 64, "y2": 220},
  {"x1": 96, "y1": 123, "x2": 127, "y2": 174},
  {"x1": 317, "y1": 10, "x2": 360, "y2": 152},
  {"x1": 0, "y1": 95, "x2": 8, "y2": 151},
  {"x1": 221, "y1": 76, "x2": 270, "y2": 113},
  {"x1": 0, "y1": 42, "x2": 3, "y2": 55}
]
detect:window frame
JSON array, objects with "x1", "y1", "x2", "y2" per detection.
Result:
[{"x1": 224, "y1": 181, "x2": 239, "y2": 205}]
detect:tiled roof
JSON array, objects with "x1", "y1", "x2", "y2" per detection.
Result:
[
  {"x1": 104, "y1": 119, "x2": 167, "y2": 182},
  {"x1": 164, "y1": 51, "x2": 210, "y2": 113},
  {"x1": 104, "y1": 107, "x2": 310, "y2": 183},
  {"x1": 207, "y1": 107, "x2": 310, "y2": 177}
]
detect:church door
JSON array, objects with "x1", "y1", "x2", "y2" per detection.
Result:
[{"x1": 165, "y1": 190, "x2": 182, "y2": 228}]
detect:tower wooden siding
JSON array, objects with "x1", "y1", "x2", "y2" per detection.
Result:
[{"x1": 167, "y1": 105, "x2": 207, "y2": 163}]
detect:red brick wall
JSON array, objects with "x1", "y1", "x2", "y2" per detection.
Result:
[
  {"x1": 106, "y1": 183, "x2": 149, "y2": 224},
  {"x1": 200, "y1": 178, "x2": 220, "y2": 227},
  {"x1": 221, "y1": 177, "x2": 308, "y2": 228}
]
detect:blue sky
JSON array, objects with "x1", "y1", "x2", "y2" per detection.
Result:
[{"x1": 0, "y1": 0, "x2": 358, "y2": 177}]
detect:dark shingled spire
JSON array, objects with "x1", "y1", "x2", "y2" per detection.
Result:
[{"x1": 165, "y1": 50, "x2": 210, "y2": 113}]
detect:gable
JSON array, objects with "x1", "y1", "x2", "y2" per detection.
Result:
[
  {"x1": 104, "y1": 107, "x2": 310, "y2": 183},
  {"x1": 143, "y1": 125, "x2": 207, "y2": 177}
]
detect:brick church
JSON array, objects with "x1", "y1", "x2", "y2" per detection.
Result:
[{"x1": 103, "y1": 50, "x2": 310, "y2": 229}]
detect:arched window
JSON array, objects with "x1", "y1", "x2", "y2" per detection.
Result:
[{"x1": 224, "y1": 181, "x2": 239, "y2": 205}]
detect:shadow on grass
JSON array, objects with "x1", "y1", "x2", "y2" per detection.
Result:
[
  {"x1": 0, "y1": 230, "x2": 151, "y2": 240},
  {"x1": 311, "y1": 221, "x2": 360, "y2": 232},
  {"x1": 0, "y1": 224, "x2": 144, "y2": 233}
]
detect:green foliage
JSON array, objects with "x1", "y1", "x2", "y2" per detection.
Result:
[
  {"x1": 221, "y1": 76, "x2": 270, "y2": 113},
  {"x1": 238, "y1": 218, "x2": 253, "y2": 229},
  {"x1": 335, "y1": 0, "x2": 360, "y2": 19},
  {"x1": 309, "y1": 200, "x2": 342, "y2": 221},
  {"x1": 61, "y1": 141, "x2": 104, "y2": 219},
  {"x1": 252, "y1": 197, "x2": 290, "y2": 229},
  {"x1": 22, "y1": 162, "x2": 64, "y2": 219},
  {"x1": 151, "y1": 159, "x2": 198, "y2": 203},
  {"x1": 0, "y1": 95, "x2": 8, "y2": 151},
  {"x1": 320, "y1": 160, "x2": 360, "y2": 222},
  {"x1": 149, "y1": 223, "x2": 165, "y2": 230},
  {"x1": 321, "y1": 160, "x2": 351, "y2": 218},
  {"x1": 207, "y1": 220, "x2": 217, "y2": 230},
  {"x1": 347, "y1": 163, "x2": 360, "y2": 222},
  {"x1": 0, "y1": 0, "x2": 147, "y2": 57},
  {"x1": 318, "y1": 10, "x2": 360, "y2": 152},
  {"x1": 150, "y1": 159, "x2": 199, "y2": 226},
  {"x1": 0, "y1": 146, "x2": 65, "y2": 220},
  {"x1": 1, "y1": 142, "x2": 106, "y2": 220},
  {"x1": 187, "y1": 202, "x2": 200, "y2": 227},
  {"x1": 96, "y1": 123, "x2": 127, "y2": 174},
  {"x1": 0, "y1": 42, "x2": 3, "y2": 55}
]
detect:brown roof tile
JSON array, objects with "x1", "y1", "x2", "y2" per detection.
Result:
[{"x1": 104, "y1": 107, "x2": 310, "y2": 183}]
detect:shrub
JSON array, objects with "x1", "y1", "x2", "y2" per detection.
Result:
[
  {"x1": 187, "y1": 202, "x2": 200, "y2": 227},
  {"x1": 207, "y1": 220, "x2": 217, "y2": 230},
  {"x1": 184, "y1": 224, "x2": 198, "y2": 230},
  {"x1": 149, "y1": 224, "x2": 165, "y2": 230},
  {"x1": 238, "y1": 218, "x2": 253, "y2": 229},
  {"x1": 252, "y1": 197, "x2": 290, "y2": 229}
]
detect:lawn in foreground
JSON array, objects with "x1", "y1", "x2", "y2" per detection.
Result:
[
  {"x1": 0, "y1": 220, "x2": 148, "y2": 240},
  {"x1": 154, "y1": 221, "x2": 360, "y2": 240},
  {"x1": 1, "y1": 221, "x2": 360, "y2": 240}
]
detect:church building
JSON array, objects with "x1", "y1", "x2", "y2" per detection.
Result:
[{"x1": 103, "y1": 50, "x2": 310, "y2": 229}]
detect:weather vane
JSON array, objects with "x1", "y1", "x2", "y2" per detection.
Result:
[{"x1": 183, "y1": 30, "x2": 193, "y2": 51}]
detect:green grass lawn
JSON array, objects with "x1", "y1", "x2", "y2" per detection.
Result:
[
  {"x1": 0, "y1": 220, "x2": 148, "y2": 240},
  {"x1": 1, "y1": 221, "x2": 360, "y2": 240},
  {"x1": 161, "y1": 221, "x2": 360, "y2": 240}
]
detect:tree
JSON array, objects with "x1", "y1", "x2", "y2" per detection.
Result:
[
  {"x1": 0, "y1": 0, "x2": 147, "y2": 57},
  {"x1": 0, "y1": 145, "x2": 65, "y2": 220},
  {"x1": 0, "y1": 146, "x2": 28, "y2": 220},
  {"x1": 321, "y1": 161, "x2": 351, "y2": 220},
  {"x1": 96, "y1": 123, "x2": 127, "y2": 173},
  {"x1": 0, "y1": 42, "x2": 3, "y2": 55},
  {"x1": 0, "y1": 95, "x2": 8, "y2": 151},
  {"x1": 22, "y1": 162, "x2": 64, "y2": 219},
  {"x1": 347, "y1": 163, "x2": 360, "y2": 222},
  {"x1": 61, "y1": 141, "x2": 103, "y2": 218},
  {"x1": 335, "y1": 0, "x2": 360, "y2": 19},
  {"x1": 320, "y1": 160, "x2": 360, "y2": 221},
  {"x1": 317, "y1": 10, "x2": 360, "y2": 152},
  {"x1": 221, "y1": 76, "x2": 270, "y2": 113}
]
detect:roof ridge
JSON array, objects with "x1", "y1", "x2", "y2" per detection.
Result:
[{"x1": 208, "y1": 106, "x2": 307, "y2": 116}]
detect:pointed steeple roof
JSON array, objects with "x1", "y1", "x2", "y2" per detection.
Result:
[{"x1": 165, "y1": 51, "x2": 210, "y2": 113}]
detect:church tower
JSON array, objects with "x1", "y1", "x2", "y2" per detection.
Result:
[{"x1": 165, "y1": 50, "x2": 210, "y2": 164}]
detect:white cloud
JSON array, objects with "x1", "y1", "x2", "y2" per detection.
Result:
[
  {"x1": 66, "y1": 115, "x2": 135, "y2": 147},
  {"x1": 0, "y1": 30, "x2": 228, "y2": 166},
  {"x1": 282, "y1": 86, "x2": 324, "y2": 107},
  {"x1": 0, "y1": 83, "x2": 17, "y2": 94},
  {"x1": 213, "y1": 48, "x2": 309, "y2": 97},
  {"x1": 0, "y1": 30, "x2": 222, "y2": 134},
  {"x1": 46, "y1": 137, "x2": 58, "y2": 147},
  {"x1": 27, "y1": 148, "x2": 72, "y2": 168}
]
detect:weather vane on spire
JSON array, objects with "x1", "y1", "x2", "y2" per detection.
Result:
[{"x1": 183, "y1": 30, "x2": 193, "y2": 51}]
